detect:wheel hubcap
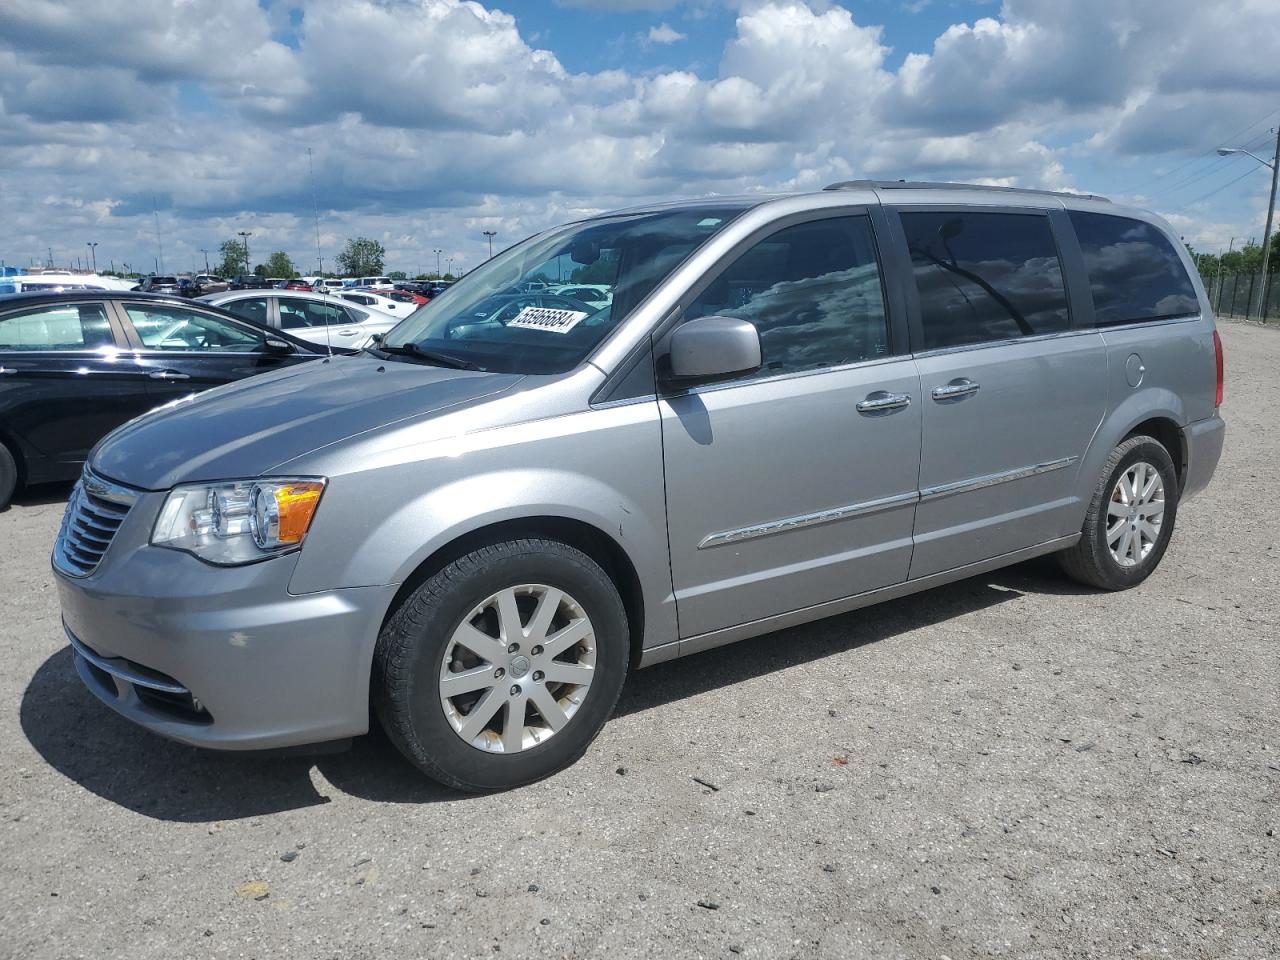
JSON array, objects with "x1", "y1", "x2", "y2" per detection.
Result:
[
  {"x1": 1106, "y1": 460, "x2": 1165, "y2": 568},
  {"x1": 439, "y1": 584, "x2": 596, "y2": 754}
]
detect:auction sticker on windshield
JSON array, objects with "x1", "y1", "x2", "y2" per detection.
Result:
[{"x1": 506, "y1": 306, "x2": 589, "y2": 334}]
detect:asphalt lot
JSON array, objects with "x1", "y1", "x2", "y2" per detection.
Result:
[{"x1": 2, "y1": 320, "x2": 1276, "y2": 960}]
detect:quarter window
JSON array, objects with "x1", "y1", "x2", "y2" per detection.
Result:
[
  {"x1": 901, "y1": 211, "x2": 1070, "y2": 350},
  {"x1": 0, "y1": 303, "x2": 114, "y2": 350},
  {"x1": 684, "y1": 215, "x2": 890, "y2": 379},
  {"x1": 1068, "y1": 212, "x2": 1200, "y2": 325},
  {"x1": 125, "y1": 304, "x2": 265, "y2": 353}
]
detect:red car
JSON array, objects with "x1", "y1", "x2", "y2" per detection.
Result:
[
  {"x1": 386, "y1": 289, "x2": 428, "y2": 305},
  {"x1": 284, "y1": 279, "x2": 313, "y2": 291}
]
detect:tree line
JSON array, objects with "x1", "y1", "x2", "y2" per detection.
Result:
[
  {"x1": 214, "y1": 237, "x2": 391, "y2": 278},
  {"x1": 1185, "y1": 234, "x2": 1280, "y2": 282}
]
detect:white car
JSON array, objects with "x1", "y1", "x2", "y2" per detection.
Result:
[
  {"x1": 549, "y1": 284, "x2": 613, "y2": 308},
  {"x1": 301, "y1": 277, "x2": 347, "y2": 293},
  {"x1": 0, "y1": 272, "x2": 137, "y2": 294},
  {"x1": 198, "y1": 289, "x2": 399, "y2": 351},
  {"x1": 337, "y1": 289, "x2": 419, "y2": 317}
]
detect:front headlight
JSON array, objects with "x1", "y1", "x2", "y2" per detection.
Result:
[{"x1": 151, "y1": 478, "x2": 326, "y2": 565}]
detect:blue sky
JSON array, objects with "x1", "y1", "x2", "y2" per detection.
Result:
[{"x1": 1, "y1": 0, "x2": 1278, "y2": 276}]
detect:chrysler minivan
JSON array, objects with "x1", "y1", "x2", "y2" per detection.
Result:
[{"x1": 52, "y1": 181, "x2": 1225, "y2": 791}]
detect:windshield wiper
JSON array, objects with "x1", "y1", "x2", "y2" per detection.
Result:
[{"x1": 377, "y1": 342, "x2": 483, "y2": 371}]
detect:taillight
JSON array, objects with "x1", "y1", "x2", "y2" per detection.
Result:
[{"x1": 1213, "y1": 329, "x2": 1224, "y2": 407}]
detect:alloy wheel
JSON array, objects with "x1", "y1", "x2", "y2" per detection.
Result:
[
  {"x1": 438, "y1": 584, "x2": 596, "y2": 753},
  {"x1": 1107, "y1": 460, "x2": 1165, "y2": 567}
]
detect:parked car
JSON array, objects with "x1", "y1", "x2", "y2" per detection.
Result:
[
  {"x1": 137, "y1": 275, "x2": 182, "y2": 295},
  {"x1": 549, "y1": 284, "x2": 613, "y2": 309},
  {"x1": 229, "y1": 275, "x2": 276, "y2": 290},
  {"x1": 0, "y1": 291, "x2": 322, "y2": 508},
  {"x1": 198, "y1": 289, "x2": 399, "y2": 352},
  {"x1": 51, "y1": 182, "x2": 1224, "y2": 792},
  {"x1": 192, "y1": 275, "x2": 229, "y2": 296},
  {"x1": 383, "y1": 289, "x2": 428, "y2": 305},
  {"x1": 337, "y1": 289, "x2": 419, "y2": 317},
  {"x1": 283, "y1": 279, "x2": 313, "y2": 291},
  {"x1": 304, "y1": 277, "x2": 347, "y2": 294},
  {"x1": 0, "y1": 272, "x2": 136, "y2": 293}
]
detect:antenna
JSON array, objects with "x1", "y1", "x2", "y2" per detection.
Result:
[{"x1": 308, "y1": 147, "x2": 324, "y2": 274}]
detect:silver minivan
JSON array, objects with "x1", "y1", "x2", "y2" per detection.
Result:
[{"x1": 53, "y1": 181, "x2": 1226, "y2": 791}]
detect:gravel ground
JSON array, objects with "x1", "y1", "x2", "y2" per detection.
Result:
[{"x1": 2, "y1": 320, "x2": 1276, "y2": 960}]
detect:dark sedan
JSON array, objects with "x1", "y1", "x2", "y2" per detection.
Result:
[{"x1": 0, "y1": 291, "x2": 323, "y2": 508}]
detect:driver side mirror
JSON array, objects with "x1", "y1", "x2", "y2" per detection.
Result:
[{"x1": 663, "y1": 315, "x2": 762, "y2": 384}]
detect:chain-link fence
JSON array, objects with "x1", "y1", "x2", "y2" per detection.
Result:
[{"x1": 1205, "y1": 272, "x2": 1278, "y2": 322}]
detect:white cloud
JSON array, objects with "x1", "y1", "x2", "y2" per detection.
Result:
[
  {"x1": 646, "y1": 23, "x2": 687, "y2": 44},
  {"x1": 1, "y1": 0, "x2": 1278, "y2": 272}
]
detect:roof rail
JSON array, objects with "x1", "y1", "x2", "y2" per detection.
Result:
[{"x1": 823, "y1": 179, "x2": 1111, "y2": 203}]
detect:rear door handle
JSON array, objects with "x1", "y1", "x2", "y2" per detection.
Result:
[
  {"x1": 931, "y1": 378, "x2": 980, "y2": 401},
  {"x1": 149, "y1": 369, "x2": 191, "y2": 381},
  {"x1": 856, "y1": 391, "x2": 912, "y2": 413}
]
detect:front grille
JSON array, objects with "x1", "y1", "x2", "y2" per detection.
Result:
[{"x1": 53, "y1": 470, "x2": 139, "y2": 577}]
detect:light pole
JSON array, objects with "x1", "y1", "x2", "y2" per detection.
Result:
[
  {"x1": 237, "y1": 231, "x2": 253, "y2": 275},
  {"x1": 433, "y1": 248, "x2": 442, "y2": 278},
  {"x1": 1219, "y1": 129, "x2": 1279, "y2": 321},
  {"x1": 483, "y1": 230, "x2": 496, "y2": 259},
  {"x1": 199, "y1": 248, "x2": 210, "y2": 273},
  {"x1": 86, "y1": 242, "x2": 98, "y2": 273}
]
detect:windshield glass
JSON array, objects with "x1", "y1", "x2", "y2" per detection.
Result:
[{"x1": 381, "y1": 205, "x2": 747, "y2": 374}]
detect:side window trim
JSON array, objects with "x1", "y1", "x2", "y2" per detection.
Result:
[{"x1": 886, "y1": 203, "x2": 1076, "y2": 355}]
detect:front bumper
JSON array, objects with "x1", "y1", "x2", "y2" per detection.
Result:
[{"x1": 54, "y1": 489, "x2": 398, "y2": 750}]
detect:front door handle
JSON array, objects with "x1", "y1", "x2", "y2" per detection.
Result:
[
  {"x1": 931, "y1": 378, "x2": 980, "y2": 401},
  {"x1": 0, "y1": 366, "x2": 15, "y2": 375},
  {"x1": 149, "y1": 369, "x2": 191, "y2": 381},
  {"x1": 856, "y1": 391, "x2": 912, "y2": 413}
]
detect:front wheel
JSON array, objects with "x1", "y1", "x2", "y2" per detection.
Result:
[
  {"x1": 1058, "y1": 434, "x2": 1180, "y2": 590},
  {"x1": 372, "y1": 538, "x2": 629, "y2": 791}
]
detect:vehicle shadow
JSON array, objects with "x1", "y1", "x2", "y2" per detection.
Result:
[
  {"x1": 20, "y1": 557, "x2": 1080, "y2": 820},
  {"x1": 7, "y1": 481, "x2": 75, "y2": 509}
]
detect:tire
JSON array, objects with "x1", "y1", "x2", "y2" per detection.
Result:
[
  {"x1": 372, "y1": 538, "x2": 630, "y2": 791},
  {"x1": 1058, "y1": 434, "x2": 1180, "y2": 590},
  {"x1": 0, "y1": 442, "x2": 17, "y2": 511}
]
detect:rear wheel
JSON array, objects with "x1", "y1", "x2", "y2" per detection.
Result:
[
  {"x1": 1058, "y1": 434, "x2": 1179, "y2": 590},
  {"x1": 0, "y1": 442, "x2": 17, "y2": 510},
  {"x1": 372, "y1": 538, "x2": 629, "y2": 791}
]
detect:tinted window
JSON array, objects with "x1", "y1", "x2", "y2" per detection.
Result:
[
  {"x1": 278, "y1": 298, "x2": 350, "y2": 330},
  {"x1": 125, "y1": 304, "x2": 264, "y2": 353},
  {"x1": 684, "y1": 216, "x2": 889, "y2": 378},
  {"x1": 1068, "y1": 212, "x2": 1199, "y2": 325},
  {"x1": 901, "y1": 211, "x2": 1070, "y2": 350},
  {"x1": 0, "y1": 303, "x2": 114, "y2": 350},
  {"x1": 224, "y1": 297, "x2": 270, "y2": 326}
]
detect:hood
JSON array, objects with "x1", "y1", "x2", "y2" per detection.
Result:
[{"x1": 92, "y1": 355, "x2": 524, "y2": 490}]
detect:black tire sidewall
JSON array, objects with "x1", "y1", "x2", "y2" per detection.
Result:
[
  {"x1": 1087, "y1": 439, "x2": 1179, "y2": 589},
  {"x1": 0, "y1": 443, "x2": 16, "y2": 510},
  {"x1": 387, "y1": 544, "x2": 628, "y2": 791}
]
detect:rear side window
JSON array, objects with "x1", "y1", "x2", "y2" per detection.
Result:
[
  {"x1": 684, "y1": 215, "x2": 890, "y2": 378},
  {"x1": 278, "y1": 297, "x2": 349, "y2": 329},
  {"x1": 901, "y1": 211, "x2": 1070, "y2": 350},
  {"x1": 0, "y1": 303, "x2": 114, "y2": 350},
  {"x1": 1068, "y1": 212, "x2": 1200, "y2": 325}
]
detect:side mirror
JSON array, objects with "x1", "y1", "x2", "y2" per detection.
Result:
[
  {"x1": 264, "y1": 338, "x2": 294, "y2": 354},
  {"x1": 664, "y1": 315, "x2": 761, "y2": 384}
]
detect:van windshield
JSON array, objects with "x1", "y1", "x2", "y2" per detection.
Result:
[{"x1": 378, "y1": 206, "x2": 747, "y2": 374}]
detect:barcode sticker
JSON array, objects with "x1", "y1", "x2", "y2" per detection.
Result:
[{"x1": 506, "y1": 306, "x2": 589, "y2": 334}]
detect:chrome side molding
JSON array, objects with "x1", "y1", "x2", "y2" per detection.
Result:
[{"x1": 919, "y1": 456, "x2": 1077, "y2": 502}]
